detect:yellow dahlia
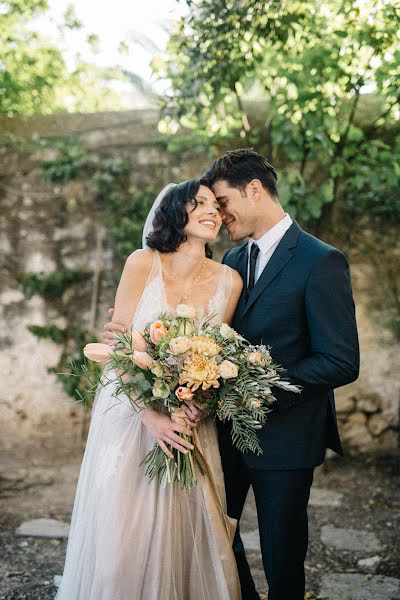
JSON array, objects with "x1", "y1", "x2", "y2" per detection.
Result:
[
  {"x1": 179, "y1": 352, "x2": 221, "y2": 391},
  {"x1": 190, "y1": 336, "x2": 221, "y2": 357}
]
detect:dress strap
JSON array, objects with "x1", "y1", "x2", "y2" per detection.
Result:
[{"x1": 222, "y1": 264, "x2": 233, "y2": 300}]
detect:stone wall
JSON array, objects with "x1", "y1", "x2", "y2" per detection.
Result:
[{"x1": 0, "y1": 109, "x2": 398, "y2": 460}]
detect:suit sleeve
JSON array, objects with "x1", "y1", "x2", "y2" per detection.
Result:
[
  {"x1": 287, "y1": 249, "x2": 360, "y2": 390},
  {"x1": 221, "y1": 248, "x2": 233, "y2": 266}
]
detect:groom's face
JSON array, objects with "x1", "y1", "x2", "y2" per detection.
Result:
[{"x1": 212, "y1": 179, "x2": 258, "y2": 242}]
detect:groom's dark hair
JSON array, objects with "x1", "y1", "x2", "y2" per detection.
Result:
[{"x1": 203, "y1": 148, "x2": 279, "y2": 199}]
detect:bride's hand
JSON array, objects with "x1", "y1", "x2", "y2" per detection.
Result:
[
  {"x1": 140, "y1": 408, "x2": 194, "y2": 459},
  {"x1": 103, "y1": 307, "x2": 125, "y2": 347}
]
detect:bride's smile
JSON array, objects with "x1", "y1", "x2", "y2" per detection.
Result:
[{"x1": 185, "y1": 184, "x2": 222, "y2": 242}]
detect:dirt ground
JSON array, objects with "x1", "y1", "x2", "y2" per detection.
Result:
[{"x1": 0, "y1": 451, "x2": 399, "y2": 600}]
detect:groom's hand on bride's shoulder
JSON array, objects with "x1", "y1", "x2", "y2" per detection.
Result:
[{"x1": 102, "y1": 307, "x2": 125, "y2": 347}]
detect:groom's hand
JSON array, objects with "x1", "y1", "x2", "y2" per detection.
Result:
[
  {"x1": 181, "y1": 403, "x2": 209, "y2": 428},
  {"x1": 102, "y1": 307, "x2": 125, "y2": 347}
]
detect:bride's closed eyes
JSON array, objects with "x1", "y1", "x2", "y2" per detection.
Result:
[{"x1": 190, "y1": 198, "x2": 221, "y2": 212}]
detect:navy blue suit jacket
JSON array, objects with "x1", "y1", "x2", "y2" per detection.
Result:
[{"x1": 220, "y1": 221, "x2": 360, "y2": 470}]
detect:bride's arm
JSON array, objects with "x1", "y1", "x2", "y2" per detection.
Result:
[
  {"x1": 223, "y1": 268, "x2": 243, "y2": 325},
  {"x1": 111, "y1": 249, "x2": 152, "y2": 332},
  {"x1": 112, "y1": 249, "x2": 194, "y2": 458}
]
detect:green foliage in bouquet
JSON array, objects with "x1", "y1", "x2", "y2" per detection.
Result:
[{"x1": 82, "y1": 306, "x2": 301, "y2": 488}]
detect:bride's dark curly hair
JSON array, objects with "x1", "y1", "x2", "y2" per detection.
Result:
[{"x1": 145, "y1": 178, "x2": 213, "y2": 258}]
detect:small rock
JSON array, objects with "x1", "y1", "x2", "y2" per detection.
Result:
[
  {"x1": 54, "y1": 575, "x2": 63, "y2": 587},
  {"x1": 357, "y1": 555, "x2": 381, "y2": 573},
  {"x1": 309, "y1": 488, "x2": 343, "y2": 507},
  {"x1": 320, "y1": 526, "x2": 383, "y2": 552},
  {"x1": 15, "y1": 518, "x2": 70, "y2": 539},
  {"x1": 319, "y1": 573, "x2": 399, "y2": 600}
]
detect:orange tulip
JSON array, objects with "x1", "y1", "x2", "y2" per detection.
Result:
[
  {"x1": 175, "y1": 386, "x2": 194, "y2": 402},
  {"x1": 149, "y1": 321, "x2": 168, "y2": 343}
]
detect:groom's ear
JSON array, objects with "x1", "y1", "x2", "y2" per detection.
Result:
[{"x1": 248, "y1": 179, "x2": 263, "y2": 200}]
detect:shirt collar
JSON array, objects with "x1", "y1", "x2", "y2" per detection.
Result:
[{"x1": 248, "y1": 213, "x2": 293, "y2": 256}]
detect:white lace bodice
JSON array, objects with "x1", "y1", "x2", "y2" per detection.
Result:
[{"x1": 132, "y1": 251, "x2": 233, "y2": 332}]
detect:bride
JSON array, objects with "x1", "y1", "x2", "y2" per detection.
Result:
[{"x1": 56, "y1": 179, "x2": 243, "y2": 600}]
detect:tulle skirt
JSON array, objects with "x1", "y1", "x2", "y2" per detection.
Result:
[{"x1": 56, "y1": 370, "x2": 241, "y2": 600}]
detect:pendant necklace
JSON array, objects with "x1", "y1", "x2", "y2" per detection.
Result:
[{"x1": 167, "y1": 258, "x2": 207, "y2": 304}]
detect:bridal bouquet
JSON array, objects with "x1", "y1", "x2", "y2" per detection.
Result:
[{"x1": 83, "y1": 305, "x2": 301, "y2": 488}]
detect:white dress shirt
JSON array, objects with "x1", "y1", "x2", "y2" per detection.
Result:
[{"x1": 247, "y1": 213, "x2": 293, "y2": 284}]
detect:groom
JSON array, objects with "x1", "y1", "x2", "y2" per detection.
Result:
[
  {"x1": 202, "y1": 149, "x2": 359, "y2": 600},
  {"x1": 103, "y1": 149, "x2": 359, "y2": 600}
]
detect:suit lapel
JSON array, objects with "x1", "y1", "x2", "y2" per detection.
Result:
[{"x1": 240, "y1": 221, "x2": 302, "y2": 318}]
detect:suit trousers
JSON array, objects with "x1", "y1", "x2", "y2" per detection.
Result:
[{"x1": 220, "y1": 437, "x2": 314, "y2": 600}]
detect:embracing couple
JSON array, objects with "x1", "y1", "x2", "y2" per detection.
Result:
[{"x1": 56, "y1": 149, "x2": 359, "y2": 600}]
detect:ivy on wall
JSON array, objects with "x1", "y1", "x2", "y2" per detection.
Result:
[{"x1": 20, "y1": 136, "x2": 157, "y2": 402}]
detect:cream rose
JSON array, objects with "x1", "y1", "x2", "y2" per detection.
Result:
[
  {"x1": 219, "y1": 323, "x2": 236, "y2": 340},
  {"x1": 250, "y1": 398, "x2": 262, "y2": 409},
  {"x1": 149, "y1": 321, "x2": 168, "y2": 343},
  {"x1": 176, "y1": 304, "x2": 196, "y2": 319},
  {"x1": 132, "y1": 329, "x2": 147, "y2": 352},
  {"x1": 175, "y1": 386, "x2": 194, "y2": 402},
  {"x1": 218, "y1": 359, "x2": 239, "y2": 379},
  {"x1": 83, "y1": 343, "x2": 113, "y2": 362},
  {"x1": 169, "y1": 336, "x2": 192, "y2": 355},
  {"x1": 131, "y1": 350, "x2": 153, "y2": 370}
]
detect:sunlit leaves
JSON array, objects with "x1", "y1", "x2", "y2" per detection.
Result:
[{"x1": 159, "y1": 0, "x2": 399, "y2": 226}]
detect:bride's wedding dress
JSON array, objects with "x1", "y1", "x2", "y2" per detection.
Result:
[{"x1": 56, "y1": 251, "x2": 241, "y2": 600}]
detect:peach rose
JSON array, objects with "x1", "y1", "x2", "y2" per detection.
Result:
[
  {"x1": 175, "y1": 386, "x2": 194, "y2": 402},
  {"x1": 218, "y1": 359, "x2": 239, "y2": 379},
  {"x1": 248, "y1": 351, "x2": 262, "y2": 365},
  {"x1": 131, "y1": 350, "x2": 153, "y2": 370},
  {"x1": 169, "y1": 336, "x2": 192, "y2": 355},
  {"x1": 149, "y1": 321, "x2": 168, "y2": 343},
  {"x1": 83, "y1": 343, "x2": 113, "y2": 363},
  {"x1": 132, "y1": 329, "x2": 147, "y2": 352}
]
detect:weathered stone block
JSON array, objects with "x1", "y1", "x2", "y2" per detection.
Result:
[
  {"x1": 320, "y1": 526, "x2": 383, "y2": 552},
  {"x1": 357, "y1": 393, "x2": 381, "y2": 413},
  {"x1": 335, "y1": 395, "x2": 355, "y2": 413},
  {"x1": 319, "y1": 573, "x2": 399, "y2": 600},
  {"x1": 368, "y1": 413, "x2": 391, "y2": 436}
]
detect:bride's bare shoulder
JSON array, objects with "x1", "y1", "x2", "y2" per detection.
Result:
[
  {"x1": 209, "y1": 259, "x2": 243, "y2": 292},
  {"x1": 123, "y1": 249, "x2": 155, "y2": 276},
  {"x1": 126, "y1": 250, "x2": 154, "y2": 267}
]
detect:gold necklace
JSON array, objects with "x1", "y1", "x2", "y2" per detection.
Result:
[{"x1": 167, "y1": 259, "x2": 207, "y2": 303}]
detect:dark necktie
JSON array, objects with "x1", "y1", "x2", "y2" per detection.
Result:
[{"x1": 247, "y1": 242, "x2": 260, "y2": 299}]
